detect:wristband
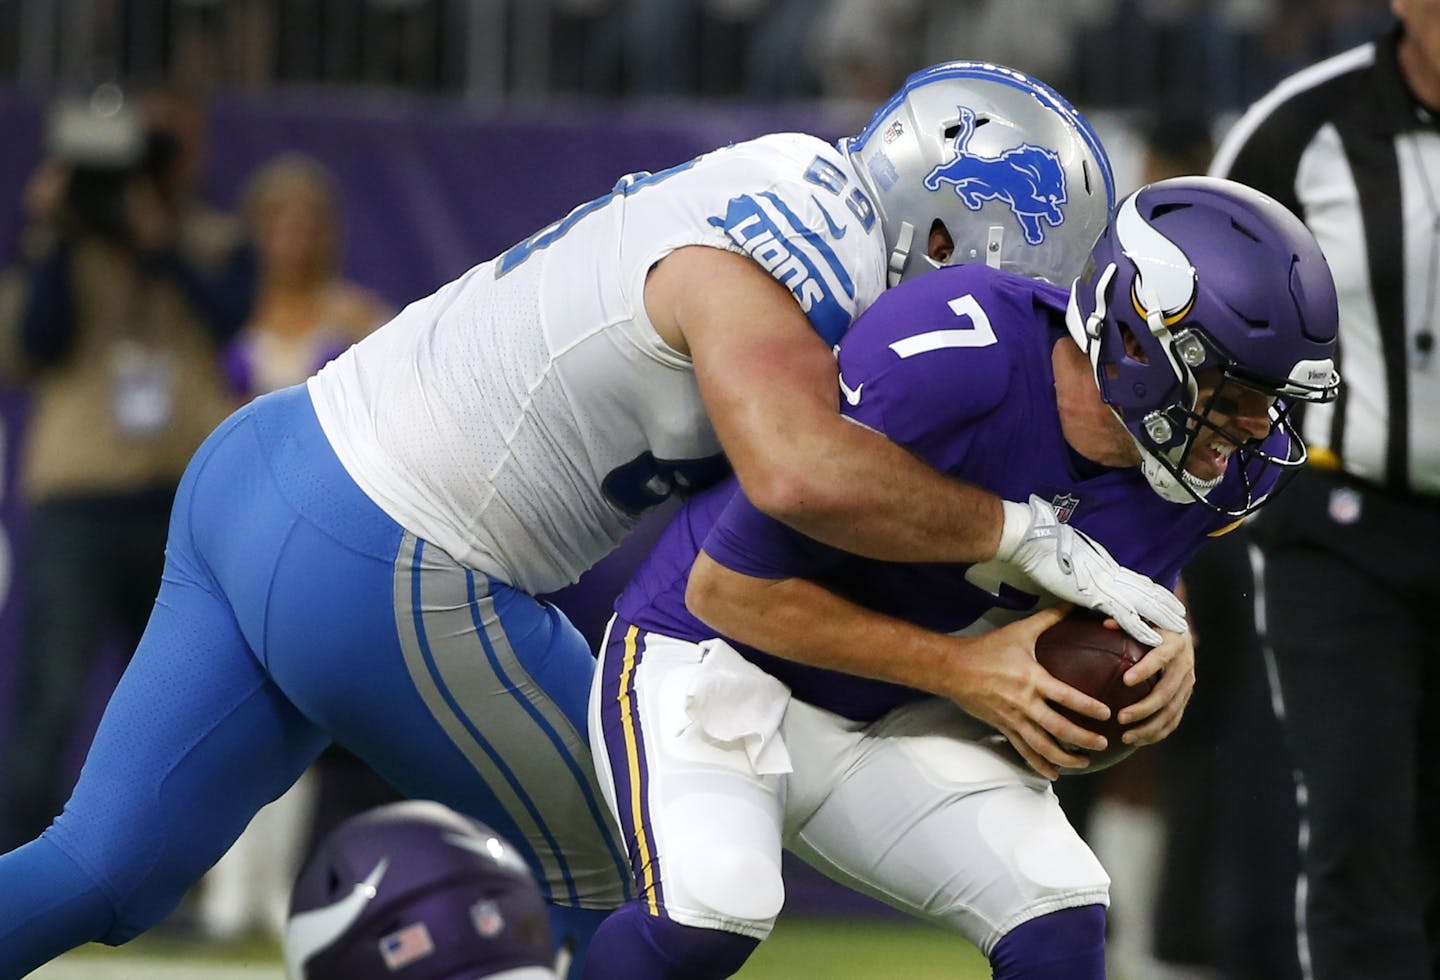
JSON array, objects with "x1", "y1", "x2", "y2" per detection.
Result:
[{"x1": 995, "y1": 499, "x2": 1032, "y2": 561}]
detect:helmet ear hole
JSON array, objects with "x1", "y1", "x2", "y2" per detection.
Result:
[
  {"x1": 1119, "y1": 322, "x2": 1149, "y2": 364},
  {"x1": 928, "y1": 219, "x2": 954, "y2": 263},
  {"x1": 943, "y1": 116, "x2": 989, "y2": 139}
]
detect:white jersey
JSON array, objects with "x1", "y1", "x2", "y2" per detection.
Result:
[{"x1": 308, "y1": 133, "x2": 888, "y2": 594}]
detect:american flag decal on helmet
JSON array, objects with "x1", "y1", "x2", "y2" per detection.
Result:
[{"x1": 379, "y1": 922, "x2": 435, "y2": 970}]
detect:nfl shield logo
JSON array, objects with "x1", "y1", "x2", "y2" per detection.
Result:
[
  {"x1": 1327, "y1": 487, "x2": 1362, "y2": 525},
  {"x1": 472, "y1": 899, "x2": 506, "y2": 938},
  {"x1": 883, "y1": 120, "x2": 904, "y2": 143},
  {"x1": 1051, "y1": 493, "x2": 1080, "y2": 523}
]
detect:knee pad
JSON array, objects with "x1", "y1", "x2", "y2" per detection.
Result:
[{"x1": 673, "y1": 840, "x2": 784, "y2": 931}]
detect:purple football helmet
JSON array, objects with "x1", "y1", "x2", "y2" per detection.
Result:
[
  {"x1": 286, "y1": 801, "x2": 555, "y2": 980},
  {"x1": 1065, "y1": 176, "x2": 1340, "y2": 516}
]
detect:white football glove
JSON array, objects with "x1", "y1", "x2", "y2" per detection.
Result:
[{"x1": 997, "y1": 494, "x2": 1187, "y2": 646}]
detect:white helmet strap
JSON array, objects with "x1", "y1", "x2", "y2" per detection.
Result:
[{"x1": 887, "y1": 220, "x2": 915, "y2": 287}]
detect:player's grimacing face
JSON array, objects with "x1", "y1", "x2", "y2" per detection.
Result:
[{"x1": 1181, "y1": 370, "x2": 1275, "y2": 482}]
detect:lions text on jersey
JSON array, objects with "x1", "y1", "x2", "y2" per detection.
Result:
[{"x1": 308, "y1": 134, "x2": 887, "y2": 596}]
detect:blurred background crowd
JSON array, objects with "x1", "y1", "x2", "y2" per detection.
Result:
[
  {"x1": 0, "y1": 2, "x2": 1399, "y2": 979},
  {"x1": 0, "y1": 0, "x2": 1389, "y2": 109}
]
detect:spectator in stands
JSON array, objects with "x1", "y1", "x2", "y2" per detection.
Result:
[
  {"x1": 219, "y1": 153, "x2": 390, "y2": 403},
  {"x1": 197, "y1": 151, "x2": 393, "y2": 942},
  {"x1": 545, "y1": 0, "x2": 831, "y2": 100},
  {"x1": 810, "y1": 0, "x2": 929, "y2": 102},
  {"x1": 0, "y1": 85, "x2": 251, "y2": 851}
]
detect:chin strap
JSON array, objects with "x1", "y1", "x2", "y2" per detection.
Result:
[
  {"x1": 1064, "y1": 262, "x2": 1116, "y2": 387},
  {"x1": 887, "y1": 220, "x2": 915, "y2": 287}
]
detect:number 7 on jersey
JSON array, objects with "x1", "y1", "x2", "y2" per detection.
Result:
[{"x1": 888, "y1": 294, "x2": 998, "y2": 358}]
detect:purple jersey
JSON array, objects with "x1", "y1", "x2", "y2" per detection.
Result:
[{"x1": 615, "y1": 263, "x2": 1283, "y2": 721}]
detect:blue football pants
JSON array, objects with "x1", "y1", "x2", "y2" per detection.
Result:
[{"x1": 0, "y1": 385, "x2": 629, "y2": 978}]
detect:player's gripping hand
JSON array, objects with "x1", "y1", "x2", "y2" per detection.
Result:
[
  {"x1": 1112, "y1": 623, "x2": 1196, "y2": 746},
  {"x1": 997, "y1": 494, "x2": 1187, "y2": 646},
  {"x1": 943, "y1": 605, "x2": 1110, "y2": 781}
]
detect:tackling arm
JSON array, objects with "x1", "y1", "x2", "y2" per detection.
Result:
[
  {"x1": 650, "y1": 246, "x2": 1187, "y2": 644},
  {"x1": 650, "y1": 246, "x2": 1005, "y2": 564}
]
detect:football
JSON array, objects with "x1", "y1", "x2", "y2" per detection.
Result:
[{"x1": 1034, "y1": 611, "x2": 1157, "y2": 774}]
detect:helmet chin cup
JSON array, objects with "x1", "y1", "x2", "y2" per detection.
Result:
[
  {"x1": 1135, "y1": 433, "x2": 1223, "y2": 506},
  {"x1": 1139, "y1": 447, "x2": 1206, "y2": 504}
]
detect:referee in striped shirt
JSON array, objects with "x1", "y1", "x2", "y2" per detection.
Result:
[{"x1": 1211, "y1": 5, "x2": 1440, "y2": 978}]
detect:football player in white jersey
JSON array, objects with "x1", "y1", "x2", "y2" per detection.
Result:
[{"x1": 0, "y1": 62, "x2": 1163, "y2": 979}]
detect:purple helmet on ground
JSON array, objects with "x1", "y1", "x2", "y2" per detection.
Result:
[
  {"x1": 1065, "y1": 175, "x2": 1341, "y2": 516},
  {"x1": 285, "y1": 801, "x2": 556, "y2": 980}
]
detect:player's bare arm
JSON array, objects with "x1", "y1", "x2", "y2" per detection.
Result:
[
  {"x1": 685, "y1": 549, "x2": 1111, "y2": 780},
  {"x1": 646, "y1": 245, "x2": 1007, "y2": 565}
]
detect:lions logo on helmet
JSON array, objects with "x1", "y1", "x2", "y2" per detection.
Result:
[
  {"x1": 285, "y1": 801, "x2": 556, "y2": 980},
  {"x1": 842, "y1": 61, "x2": 1114, "y2": 288},
  {"x1": 921, "y1": 105, "x2": 1069, "y2": 247}
]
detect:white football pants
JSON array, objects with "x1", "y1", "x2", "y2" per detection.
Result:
[{"x1": 589, "y1": 617, "x2": 1110, "y2": 956}]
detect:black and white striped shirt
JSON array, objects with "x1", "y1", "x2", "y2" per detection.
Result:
[{"x1": 1212, "y1": 24, "x2": 1440, "y2": 497}]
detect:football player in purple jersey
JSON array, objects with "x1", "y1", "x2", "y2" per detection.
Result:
[{"x1": 585, "y1": 177, "x2": 1341, "y2": 979}]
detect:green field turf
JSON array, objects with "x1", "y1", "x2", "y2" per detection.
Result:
[
  {"x1": 29, "y1": 915, "x2": 993, "y2": 979},
  {"x1": 742, "y1": 916, "x2": 991, "y2": 977}
]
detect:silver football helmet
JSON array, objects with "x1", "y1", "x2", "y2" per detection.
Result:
[{"x1": 841, "y1": 61, "x2": 1114, "y2": 287}]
